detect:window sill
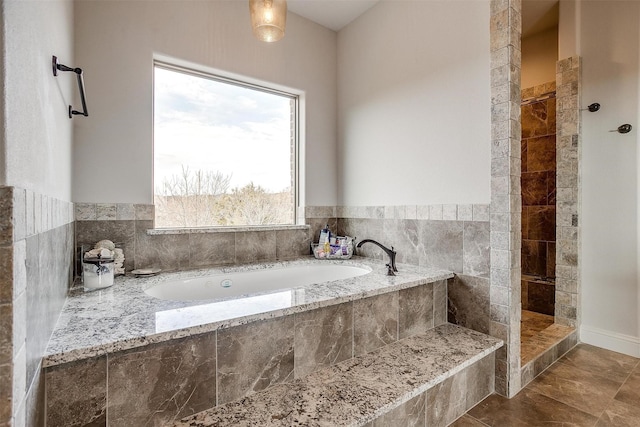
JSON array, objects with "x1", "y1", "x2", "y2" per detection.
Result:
[{"x1": 147, "y1": 224, "x2": 310, "y2": 235}]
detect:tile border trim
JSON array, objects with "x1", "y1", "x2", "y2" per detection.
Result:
[
  {"x1": 306, "y1": 204, "x2": 491, "y2": 222},
  {"x1": 75, "y1": 203, "x2": 153, "y2": 221},
  {"x1": 0, "y1": 186, "x2": 74, "y2": 244}
]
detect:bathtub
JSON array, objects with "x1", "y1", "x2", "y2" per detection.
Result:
[
  {"x1": 146, "y1": 263, "x2": 372, "y2": 332},
  {"x1": 145, "y1": 263, "x2": 372, "y2": 301}
]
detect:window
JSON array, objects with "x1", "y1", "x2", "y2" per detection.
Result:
[{"x1": 153, "y1": 63, "x2": 298, "y2": 228}]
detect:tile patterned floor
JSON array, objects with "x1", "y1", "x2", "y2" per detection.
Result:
[{"x1": 453, "y1": 344, "x2": 640, "y2": 426}]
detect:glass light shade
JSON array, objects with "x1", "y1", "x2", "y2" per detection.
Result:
[{"x1": 249, "y1": 0, "x2": 287, "y2": 42}]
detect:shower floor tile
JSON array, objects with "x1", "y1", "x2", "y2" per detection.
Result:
[
  {"x1": 521, "y1": 310, "x2": 554, "y2": 339},
  {"x1": 520, "y1": 310, "x2": 573, "y2": 366}
]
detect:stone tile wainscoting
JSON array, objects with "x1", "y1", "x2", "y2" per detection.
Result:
[
  {"x1": 307, "y1": 204, "x2": 490, "y2": 276},
  {"x1": 308, "y1": 205, "x2": 498, "y2": 374},
  {"x1": 44, "y1": 279, "x2": 448, "y2": 425},
  {"x1": 74, "y1": 203, "x2": 311, "y2": 274},
  {"x1": 0, "y1": 186, "x2": 74, "y2": 427},
  {"x1": 308, "y1": 204, "x2": 492, "y2": 332}
]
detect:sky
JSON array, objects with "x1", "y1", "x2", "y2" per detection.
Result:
[{"x1": 154, "y1": 66, "x2": 293, "y2": 194}]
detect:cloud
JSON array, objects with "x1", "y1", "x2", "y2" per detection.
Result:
[{"x1": 154, "y1": 67, "x2": 293, "y2": 194}]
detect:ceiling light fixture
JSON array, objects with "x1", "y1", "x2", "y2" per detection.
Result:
[{"x1": 249, "y1": 0, "x2": 287, "y2": 42}]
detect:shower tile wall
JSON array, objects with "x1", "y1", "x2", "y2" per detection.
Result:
[{"x1": 521, "y1": 82, "x2": 557, "y2": 316}]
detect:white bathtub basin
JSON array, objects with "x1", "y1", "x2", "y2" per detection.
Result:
[{"x1": 144, "y1": 263, "x2": 371, "y2": 301}]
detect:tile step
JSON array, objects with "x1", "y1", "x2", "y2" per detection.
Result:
[{"x1": 175, "y1": 324, "x2": 503, "y2": 426}]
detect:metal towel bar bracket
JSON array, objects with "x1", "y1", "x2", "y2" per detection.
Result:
[
  {"x1": 52, "y1": 55, "x2": 89, "y2": 119},
  {"x1": 610, "y1": 124, "x2": 632, "y2": 134}
]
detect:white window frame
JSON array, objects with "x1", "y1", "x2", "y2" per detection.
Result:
[{"x1": 152, "y1": 59, "x2": 302, "y2": 230}]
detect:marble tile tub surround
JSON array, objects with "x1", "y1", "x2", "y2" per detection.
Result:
[
  {"x1": 308, "y1": 206, "x2": 492, "y2": 371},
  {"x1": 44, "y1": 261, "x2": 452, "y2": 426},
  {"x1": 448, "y1": 274, "x2": 491, "y2": 335},
  {"x1": 77, "y1": 202, "x2": 488, "y2": 276},
  {"x1": 307, "y1": 204, "x2": 490, "y2": 277},
  {"x1": 46, "y1": 333, "x2": 218, "y2": 427},
  {"x1": 0, "y1": 186, "x2": 74, "y2": 427},
  {"x1": 175, "y1": 324, "x2": 502, "y2": 427},
  {"x1": 44, "y1": 257, "x2": 452, "y2": 367},
  {"x1": 75, "y1": 203, "x2": 311, "y2": 274}
]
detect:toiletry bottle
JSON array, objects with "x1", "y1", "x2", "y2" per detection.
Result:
[
  {"x1": 341, "y1": 237, "x2": 349, "y2": 255},
  {"x1": 319, "y1": 224, "x2": 330, "y2": 244}
]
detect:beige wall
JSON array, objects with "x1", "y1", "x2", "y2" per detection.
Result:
[
  {"x1": 0, "y1": 1, "x2": 4, "y2": 185},
  {"x1": 2, "y1": 0, "x2": 74, "y2": 200},
  {"x1": 336, "y1": 0, "x2": 491, "y2": 206},
  {"x1": 577, "y1": 0, "x2": 640, "y2": 356},
  {"x1": 559, "y1": 0, "x2": 580, "y2": 60},
  {"x1": 73, "y1": 0, "x2": 338, "y2": 206},
  {"x1": 522, "y1": 27, "x2": 558, "y2": 89}
]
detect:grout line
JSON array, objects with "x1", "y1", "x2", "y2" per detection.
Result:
[
  {"x1": 351, "y1": 300, "x2": 355, "y2": 359},
  {"x1": 105, "y1": 353, "x2": 109, "y2": 426},
  {"x1": 524, "y1": 343, "x2": 637, "y2": 421},
  {"x1": 215, "y1": 330, "x2": 218, "y2": 407},
  {"x1": 459, "y1": 398, "x2": 493, "y2": 427},
  {"x1": 527, "y1": 389, "x2": 600, "y2": 421},
  {"x1": 592, "y1": 357, "x2": 640, "y2": 426},
  {"x1": 607, "y1": 359, "x2": 638, "y2": 406},
  {"x1": 396, "y1": 290, "x2": 400, "y2": 341}
]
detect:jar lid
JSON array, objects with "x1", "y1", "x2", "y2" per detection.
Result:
[{"x1": 83, "y1": 257, "x2": 115, "y2": 264}]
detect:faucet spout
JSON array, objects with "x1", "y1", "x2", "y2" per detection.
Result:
[{"x1": 356, "y1": 239, "x2": 398, "y2": 276}]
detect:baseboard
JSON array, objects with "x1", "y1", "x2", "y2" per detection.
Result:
[{"x1": 580, "y1": 325, "x2": 640, "y2": 357}]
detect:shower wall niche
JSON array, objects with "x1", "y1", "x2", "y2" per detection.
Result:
[{"x1": 521, "y1": 82, "x2": 557, "y2": 317}]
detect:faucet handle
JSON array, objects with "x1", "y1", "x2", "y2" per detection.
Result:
[{"x1": 385, "y1": 263, "x2": 396, "y2": 276}]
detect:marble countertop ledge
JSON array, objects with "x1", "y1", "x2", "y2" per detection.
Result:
[
  {"x1": 44, "y1": 257, "x2": 453, "y2": 367},
  {"x1": 175, "y1": 324, "x2": 503, "y2": 427},
  {"x1": 147, "y1": 224, "x2": 310, "y2": 235}
]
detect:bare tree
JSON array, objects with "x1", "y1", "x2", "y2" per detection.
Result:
[
  {"x1": 155, "y1": 166, "x2": 293, "y2": 228},
  {"x1": 155, "y1": 166, "x2": 231, "y2": 227},
  {"x1": 226, "y1": 183, "x2": 293, "y2": 226}
]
